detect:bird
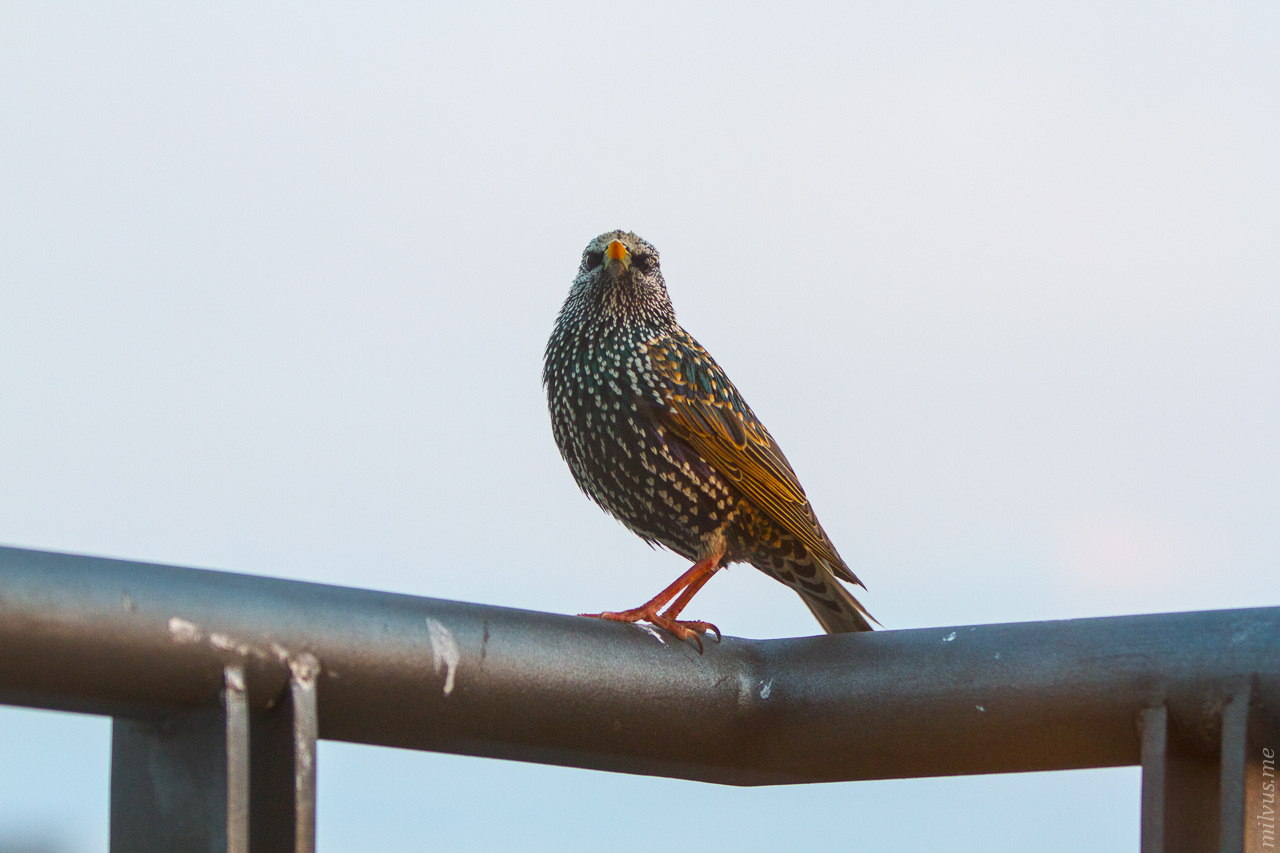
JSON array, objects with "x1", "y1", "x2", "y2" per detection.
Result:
[{"x1": 543, "y1": 230, "x2": 875, "y2": 647}]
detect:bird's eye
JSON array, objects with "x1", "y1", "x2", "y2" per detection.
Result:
[
  {"x1": 584, "y1": 252, "x2": 604, "y2": 271},
  {"x1": 632, "y1": 254, "x2": 654, "y2": 273}
]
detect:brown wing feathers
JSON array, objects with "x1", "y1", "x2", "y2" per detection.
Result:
[{"x1": 649, "y1": 335, "x2": 862, "y2": 587}]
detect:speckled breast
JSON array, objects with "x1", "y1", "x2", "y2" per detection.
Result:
[{"x1": 544, "y1": 323, "x2": 740, "y2": 561}]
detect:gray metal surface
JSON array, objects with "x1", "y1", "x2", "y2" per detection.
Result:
[
  {"x1": 2, "y1": 544, "x2": 1279, "y2": 851},
  {"x1": 106, "y1": 659, "x2": 315, "y2": 853},
  {"x1": 110, "y1": 703, "x2": 234, "y2": 852},
  {"x1": 1139, "y1": 684, "x2": 1279, "y2": 853}
]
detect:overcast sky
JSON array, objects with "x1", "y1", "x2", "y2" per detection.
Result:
[{"x1": 2, "y1": 3, "x2": 1278, "y2": 850}]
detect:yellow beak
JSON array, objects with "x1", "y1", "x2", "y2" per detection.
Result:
[{"x1": 606, "y1": 240, "x2": 630, "y2": 268}]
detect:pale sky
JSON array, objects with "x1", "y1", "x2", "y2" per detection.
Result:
[{"x1": 2, "y1": 3, "x2": 1278, "y2": 850}]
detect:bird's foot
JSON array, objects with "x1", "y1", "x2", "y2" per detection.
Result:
[
  {"x1": 648, "y1": 612, "x2": 721, "y2": 652},
  {"x1": 580, "y1": 607, "x2": 721, "y2": 653}
]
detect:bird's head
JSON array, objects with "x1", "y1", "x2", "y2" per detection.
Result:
[{"x1": 568, "y1": 230, "x2": 675, "y2": 326}]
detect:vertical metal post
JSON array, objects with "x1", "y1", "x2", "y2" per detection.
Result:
[
  {"x1": 1242, "y1": 688, "x2": 1279, "y2": 853},
  {"x1": 290, "y1": 653, "x2": 319, "y2": 853},
  {"x1": 1219, "y1": 684, "x2": 1250, "y2": 853},
  {"x1": 225, "y1": 666, "x2": 250, "y2": 853},
  {"x1": 110, "y1": 659, "x2": 318, "y2": 853},
  {"x1": 1142, "y1": 684, "x2": 1279, "y2": 853},
  {"x1": 1141, "y1": 706, "x2": 1170, "y2": 853},
  {"x1": 1141, "y1": 704, "x2": 1221, "y2": 853},
  {"x1": 109, "y1": 665, "x2": 249, "y2": 853},
  {"x1": 248, "y1": 653, "x2": 319, "y2": 853}
]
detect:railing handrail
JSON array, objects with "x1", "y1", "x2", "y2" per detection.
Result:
[{"x1": 2, "y1": 543, "x2": 1277, "y2": 785}]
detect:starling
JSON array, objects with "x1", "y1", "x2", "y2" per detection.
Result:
[{"x1": 544, "y1": 230, "x2": 875, "y2": 645}]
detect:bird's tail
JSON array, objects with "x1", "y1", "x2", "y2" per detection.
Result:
[{"x1": 794, "y1": 568, "x2": 877, "y2": 633}]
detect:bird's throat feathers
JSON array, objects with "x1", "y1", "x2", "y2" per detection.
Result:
[
  {"x1": 545, "y1": 230, "x2": 679, "y2": 390},
  {"x1": 569, "y1": 268, "x2": 676, "y2": 332}
]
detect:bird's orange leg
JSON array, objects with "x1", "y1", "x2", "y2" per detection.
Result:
[
  {"x1": 581, "y1": 555, "x2": 723, "y2": 650},
  {"x1": 653, "y1": 569, "x2": 722, "y2": 648}
]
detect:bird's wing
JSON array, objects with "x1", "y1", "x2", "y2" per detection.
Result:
[{"x1": 646, "y1": 333, "x2": 861, "y2": 586}]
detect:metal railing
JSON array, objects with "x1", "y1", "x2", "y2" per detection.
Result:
[{"x1": 1, "y1": 544, "x2": 1277, "y2": 852}]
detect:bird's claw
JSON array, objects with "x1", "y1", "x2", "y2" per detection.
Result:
[{"x1": 580, "y1": 610, "x2": 721, "y2": 653}]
